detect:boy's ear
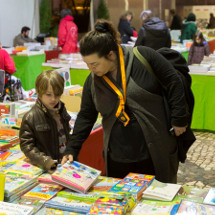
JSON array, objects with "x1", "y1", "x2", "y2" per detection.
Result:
[{"x1": 107, "y1": 51, "x2": 116, "y2": 61}]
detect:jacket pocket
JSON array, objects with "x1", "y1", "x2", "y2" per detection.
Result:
[{"x1": 35, "y1": 123, "x2": 51, "y2": 131}]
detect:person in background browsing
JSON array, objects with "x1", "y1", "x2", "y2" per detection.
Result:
[
  {"x1": 58, "y1": 8, "x2": 78, "y2": 54},
  {"x1": 118, "y1": 10, "x2": 138, "y2": 44},
  {"x1": 13, "y1": 26, "x2": 36, "y2": 47},
  {"x1": 135, "y1": 10, "x2": 171, "y2": 50},
  {"x1": 0, "y1": 42, "x2": 16, "y2": 83},
  {"x1": 61, "y1": 19, "x2": 188, "y2": 183},
  {"x1": 169, "y1": 9, "x2": 182, "y2": 30},
  {"x1": 188, "y1": 31, "x2": 210, "y2": 65},
  {"x1": 19, "y1": 70, "x2": 72, "y2": 171}
]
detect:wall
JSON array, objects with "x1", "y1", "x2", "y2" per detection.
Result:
[{"x1": 0, "y1": 0, "x2": 40, "y2": 47}]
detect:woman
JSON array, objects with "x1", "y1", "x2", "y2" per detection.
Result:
[
  {"x1": 62, "y1": 20, "x2": 188, "y2": 183},
  {"x1": 118, "y1": 11, "x2": 137, "y2": 44}
]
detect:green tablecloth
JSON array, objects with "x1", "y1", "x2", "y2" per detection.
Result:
[
  {"x1": 191, "y1": 74, "x2": 215, "y2": 131},
  {"x1": 12, "y1": 54, "x2": 46, "y2": 91},
  {"x1": 42, "y1": 66, "x2": 90, "y2": 87},
  {"x1": 181, "y1": 51, "x2": 189, "y2": 62}
]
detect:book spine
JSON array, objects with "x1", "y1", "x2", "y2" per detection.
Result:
[{"x1": 0, "y1": 173, "x2": 5, "y2": 201}]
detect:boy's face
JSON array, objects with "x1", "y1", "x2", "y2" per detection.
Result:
[{"x1": 40, "y1": 84, "x2": 61, "y2": 109}]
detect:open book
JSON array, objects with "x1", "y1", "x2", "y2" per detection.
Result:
[{"x1": 142, "y1": 179, "x2": 181, "y2": 201}]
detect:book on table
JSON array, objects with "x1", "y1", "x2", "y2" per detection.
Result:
[
  {"x1": 142, "y1": 179, "x2": 181, "y2": 201},
  {"x1": 51, "y1": 161, "x2": 101, "y2": 193},
  {"x1": 203, "y1": 188, "x2": 215, "y2": 205},
  {"x1": 109, "y1": 172, "x2": 155, "y2": 200}
]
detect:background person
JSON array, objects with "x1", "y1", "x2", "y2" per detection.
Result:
[
  {"x1": 118, "y1": 10, "x2": 138, "y2": 44},
  {"x1": 188, "y1": 31, "x2": 210, "y2": 65},
  {"x1": 13, "y1": 26, "x2": 36, "y2": 47},
  {"x1": 57, "y1": 8, "x2": 78, "y2": 54},
  {"x1": 135, "y1": 10, "x2": 171, "y2": 50},
  {"x1": 62, "y1": 20, "x2": 189, "y2": 183},
  {"x1": 169, "y1": 9, "x2": 182, "y2": 30}
]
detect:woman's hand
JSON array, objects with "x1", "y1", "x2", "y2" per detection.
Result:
[
  {"x1": 61, "y1": 154, "x2": 73, "y2": 166},
  {"x1": 172, "y1": 125, "x2": 187, "y2": 136}
]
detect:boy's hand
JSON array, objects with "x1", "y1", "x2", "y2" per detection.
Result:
[
  {"x1": 61, "y1": 154, "x2": 73, "y2": 166},
  {"x1": 172, "y1": 125, "x2": 187, "y2": 136}
]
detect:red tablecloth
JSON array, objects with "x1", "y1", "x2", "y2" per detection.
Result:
[{"x1": 44, "y1": 50, "x2": 60, "y2": 62}]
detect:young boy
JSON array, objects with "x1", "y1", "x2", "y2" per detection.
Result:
[{"x1": 19, "y1": 70, "x2": 71, "y2": 171}]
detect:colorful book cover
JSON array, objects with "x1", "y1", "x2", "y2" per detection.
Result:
[
  {"x1": 177, "y1": 186, "x2": 209, "y2": 203},
  {"x1": 4, "y1": 172, "x2": 38, "y2": 198},
  {"x1": 0, "y1": 201, "x2": 34, "y2": 215},
  {"x1": 4, "y1": 160, "x2": 43, "y2": 176},
  {"x1": 91, "y1": 176, "x2": 121, "y2": 191},
  {"x1": 177, "y1": 200, "x2": 215, "y2": 215},
  {"x1": 0, "y1": 142, "x2": 12, "y2": 151},
  {"x1": 142, "y1": 179, "x2": 181, "y2": 201},
  {"x1": 203, "y1": 188, "x2": 215, "y2": 205},
  {"x1": 36, "y1": 207, "x2": 82, "y2": 215},
  {"x1": 109, "y1": 173, "x2": 155, "y2": 200},
  {"x1": 15, "y1": 197, "x2": 45, "y2": 214},
  {"x1": 0, "y1": 151, "x2": 12, "y2": 159},
  {"x1": 0, "y1": 161, "x2": 16, "y2": 172},
  {"x1": 51, "y1": 161, "x2": 101, "y2": 193},
  {"x1": 0, "y1": 172, "x2": 5, "y2": 201},
  {"x1": 23, "y1": 183, "x2": 63, "y2": 201},
  {"x1": 87, "y1": 204, "x2": 124, "y2": 214},
  {"x1": 45, "y1": 196, "x2": 92, "y2": 213},
  {"x1": 38, "y1": 172, "x2": 58, "y2": 185}
]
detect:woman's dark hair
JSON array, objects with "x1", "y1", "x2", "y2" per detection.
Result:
[
  {"x1": 61, "y1": 8, "x2": 72, "y2": 18},
  {"x1": 187, "y1": 13, "x2": 196, "y2": 22},
  {"x1": 120, "y1": 11, "x2": 133, "y2": 20},
  {"x1": 80, "y1": 19, "x2": 121, "y2": 58},
  {"x1": 193, "y1": 31, "x2": 205, "y2": 46}
]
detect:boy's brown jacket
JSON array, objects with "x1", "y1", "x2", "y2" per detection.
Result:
[{"x1": 19, "y1": 99, "x2": 71, "y2": 170}]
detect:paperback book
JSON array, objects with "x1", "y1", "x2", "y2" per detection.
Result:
[
  {"x1": 109, "y1": 173, "x2": 155, "y2": 200},
  {"x1": 87, "y1": 204, "x2": 125, "y2": 215},
  {"x1": 22, "y1": 183, "x2": 63, "y2": 201},
  {"x1": 38, "y1": 172, "x2": 58, "y2": 185},
  {"x1": 176, "y1": 200, "x2": 215, "y2": 215},
  {"x1": 142, "y1": 179, "x2": 181, "y2": 201},
  {"x1": 51, "y1": 161, "x2": 101, "y2": 193},
  {"x1": 0, "y1": 201, "x2": 34, "y2": 215},
  {"x1": 203, "y1": 188, "x2": 215, "y2": 205},
  {"x1": 177, "y1": 185, "x2": 209, "y2": 203},
  {"x1": 4, "y1": 160, "x2": 43, "y2": 176}
]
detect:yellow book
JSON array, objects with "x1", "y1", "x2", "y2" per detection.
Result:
[{"x1": 0, "y1": 173, "x2": 5, "y2": 201}]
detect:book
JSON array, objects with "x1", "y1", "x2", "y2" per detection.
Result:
[
  {"x1": 22, "y1": 183, "x2": 63, "y2": 201},
  {"x1": 176, "y1": 200, "x2": 215, "y2": 215},
  {"x1": 14, "y1": 197, "x2": 45, "y2": 214},
  {"x1": 0, "y1": 201, "x2": 34, "y2": 215},
  {"x1": 109, "y1": 173, "x2": 155, "y2": 200},
  {"x1": 142, "y1": 179, "x2": 181, "y2": 201},
  {"x1": 203, "y1": 188, "x2": 215, "y2": 205},
  {"x1": 36, "y1": 207, "x2": 83, "y2": 215},
  {"x1": 51, "y1": 161, "x2": 101, "y2": 193},
  {"x1": 0, "y1": 172, "x2": 5, "y2": 201},
  {"x1": 4, "y1": 160, "x2": 43, "y2": 176},
  {"x1": 4, "y1": 172, "x2": 38, "y2": 198},
  {"x1": 87, "y1": 204, "x2": 125, "y2": 215},
  {"x1": 38, "y1": 172, "x2": 58, "y2": 185},
  {"x1": 177, "y1": 186, "x2": 209, "y2": 203},
  {"x1": 45, "y1": 196, "x2": 92, "y2": 214},
  {"x1": 90, "y1": 176, "x2": 121, "y2": 191}
]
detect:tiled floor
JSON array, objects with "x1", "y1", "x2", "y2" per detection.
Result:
[{"x1": 177, "y1": 131, "x2": 215, "y2": 188}]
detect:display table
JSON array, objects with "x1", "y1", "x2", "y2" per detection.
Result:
[
  {"x1": 11, "y1": 54, "x2": 46, "y2": 91},
  {"x1": 181, "y1": 51, "x2": 189, "y2": 62},
  {"x1": 42, "y1": 66, "x2": 90, "y2": 86},
  {"x1": 191, "y1": 74, "x2": 215, "y2": 131}
]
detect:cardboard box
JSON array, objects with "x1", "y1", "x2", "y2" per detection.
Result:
[{"x1": 61, "y1": 95, "x2": 81, "y2": 112}]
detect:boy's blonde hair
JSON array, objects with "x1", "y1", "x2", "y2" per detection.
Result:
[{"x1": 35, "y1": 70, "x2": 64, "y2": 97}]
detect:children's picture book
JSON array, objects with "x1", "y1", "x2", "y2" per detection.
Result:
[
  {"x1": 0, "y1": 142, "x2": 12, "y2": 151},
  {"x1": 45, "y1": 196, "x2": 92, "y2": 214},
  {"x1": 38, "y1": 172, "x2": 58, "y2": 185},
  {"x1": 22, "y1": 183, "x2": 63, "y2": 201},
  {"x1": 4, "y1": 160, "x2": 43, "y2": 176},
  {"x1": 4, "y1": 172, "x2": 38, "y2": 198},
  {"x1": 0, "y1": 201, "x2": 34, "y2": 215},
  {"x1": 91, "y1": 176, "x2": 121, "y2": 191},
  {"x1": 51, "y1": 161, "x2": 101, "y2": 193},
  {"x1": 142, "y1": 179, "x2": 181, "y2": 201},
  {"x1": 176, "y1": 200, "x2": 215, "y2": 215},
  {"x1": 177, "y1": 185, "x2": 209, "y2": 203},
  {"x1": 109, "y1": 173, "x2": 155, "y2": 200},
  {"x1": 36, "y1": 207, "x2": 83, "y2": 215},
  {"x1": 203, "y1": 188, "x2": 215, "y2": 205},
  {"x1": 87, "y1": 204, "x2": 125, "y2": 215},
  {"x1": 15, "y1": 197, "x2": 45, "y2": 214}
]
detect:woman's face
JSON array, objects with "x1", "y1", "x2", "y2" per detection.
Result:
[{"x1": 82, "y1": 52, "x2": 117, "y2": 77}]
